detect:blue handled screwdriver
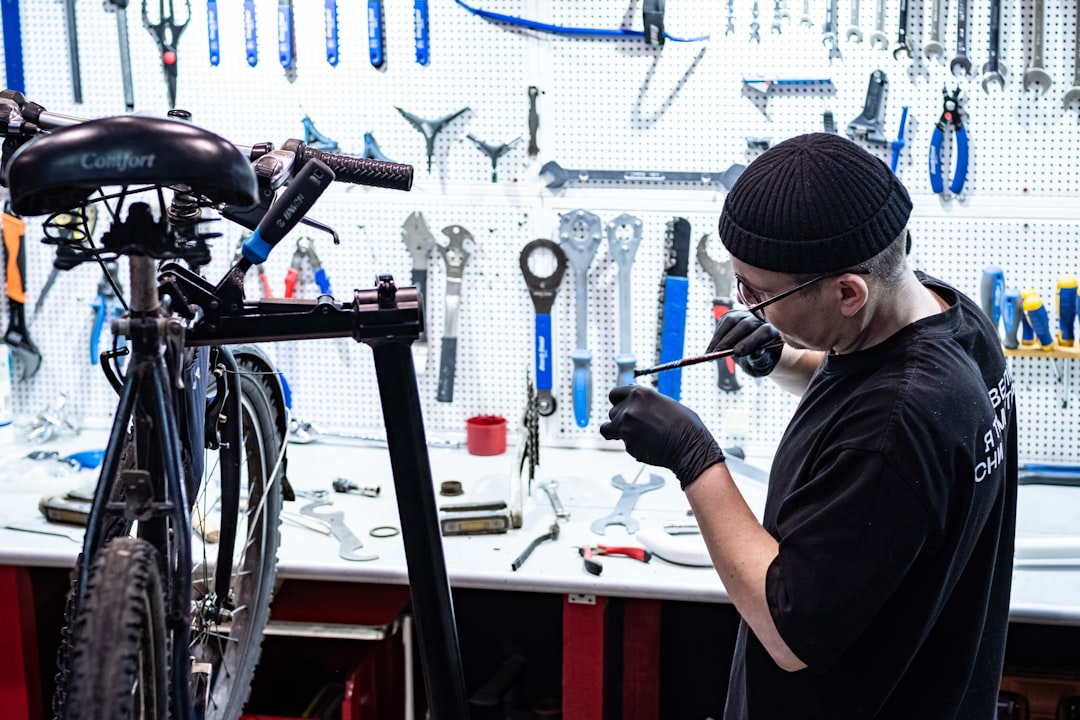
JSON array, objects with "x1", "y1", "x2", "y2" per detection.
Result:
[
  {"x1": 1023, "y1": 291, "x2": 1055, "y2": 350},
  {"x1": 1056, "y1": 275, "x2": 1077, "y2": 347},
  {"x1": 1019, "y1": 288, "x2": 1037, "y2": 347},
  {"x1": 979, "y1": 265, "x2": 1005, "y2": 335},
  {"x1": 1002, "y1": 287, "x2": 1021, "y2": 350}
]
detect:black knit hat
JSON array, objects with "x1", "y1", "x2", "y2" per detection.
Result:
[{"x1": 718, "y1": 133, "x2": 912, "y2": 274}]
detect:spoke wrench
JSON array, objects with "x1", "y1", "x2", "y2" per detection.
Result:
[
  {"x1": 520, "y1": 239, "x2": 568, "y2": 416},
  {"x1": 607, "y1": 214, "x2": 643, "y2": 387},
  {"x1": 436, "y1": 225, "x2": 472, "y2": 403},
  {"x1": 559, "y1": 210, "x2": 602, "y2": 428},
  {"x1": 591, "y1": 472, "x2": 665, "y2": 535},
  {"x1": 300, "y1": 500, "x2": 379, "y2": 561}
]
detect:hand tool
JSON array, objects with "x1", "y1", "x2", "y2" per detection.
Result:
[
  {"x1": 541, "y1": 160, "x2": 745, "y2": 191},
  {"x1": 436, "y1": 225, "x2": 472, "y2": 403},
  {"x1": 607, "y1": 214, "x2": 643, "y2": 387},
  {"x1": 90, "y1": 260, "x2": 125, "y2": 365},
  {"x1": 277, "y1": 0, "x2": 297, "y2": 81},
  {"x1": 559, "y1": 210, "x2": 602, "y2": 428},
  {"x1": 396, "y1": 106, "x2": 471, "y2": 173},
  {"x1": 1066, "y1": 9, "x2": 1080, "y2": 109},
  {"x1": 205, "y1": 0, "x2": 219, "y2": 65},
  {"x1": 725, "y1": 0, "x2": 735, "y2": 35},
  {"x1": 889, "y1": 106, "x2": 908, "y2": 173},
  {"x1": 579, "y1": 544, "x2": 652, "y2": 575},
  {"x1": 892, "y1": 0, "x2": 911, "y2": 59},
  {"x1": 142, "y1": 0, "x2": 190, "y2": 108},
  {"x1": 300, "y1": 500, "x2": 379, "y2": 561},
  {"x1": 929, "y1": 86, "x2": 968, "y2": 196},
  {"x1": 402, "y1": 211, "x2": 436, "y2": 353},
  {"x1": 846, "y1": 69, "x2": 889, "y2": 145},
  {"x1": 467, "y1": 134, "x2": 521, "y2": 182},
  {"x1": 822, "y1": 0, "x2": 842, "y2": 62},
  {"x1": 289, "y1": 418, "x2": 462, "y2": 449},
  {"x1": 511, "y1": 522, "x2": 559, "y2": 571},
  {"x1": 868, "y1": 0, "x2": 887, "y2": 50},
  {"x1": 750, "y1": 0, "x2": 760, "y2": 43},
  {"x1": 454, "y1": 0, "x2": 709, "y2": 42},
  {"x1": 780, "y1": 0, "x2": 790, "y2": 21},
  {"x1": 325, "y1": 0, "x2": 338, "y2": 65},
  {"x1": 979, "y1": 265, "x2": 1005, "y2": 332},
  {"x1": 414, "y1": 0, "x2": 430, "y2": 64},
  {"x1": 923, "y1": 0, "x2": 943, "y2": 60},
  {"x1": 1057, "y1": 275, "x2": 1077, "y2": 347},
  {"x1": 771, "y1": 0, "x2": 782, "y2": 34},
  {"x1": 363, "y1": 132, "x2": 394, "y2": 162},
  {"x1": 1020, "y1": 288, "x2": 1036, "y2": 347},
  {"x1": 520, "y1": 238, "x2": 568, "y2": 416},
  {"x1": 332, "y1": 477, "x2": 380, "y2": 497},
  {"x1": 1023, "y1": 0, "x2": 1050, "y2": 93},
  {"x1": 1, "y1": 0, "x2": 25, "y2": 92},
  {"x1": 2, "y1": 207, "x2": 41, "y2": 380},
  {"x1": 741, "y1": 77, "x2": 834, "y2": 94},
  {"x1": 656, "y1": 218, "x2": 691, "y2": 400},
  {"x1": 538, "y1": 480, "x2": 570, "y2": 521},
  {"x1": 980, "y1": 0, "x2": 1006, "y2": 92},
  {"x1": 368, "y1": 0, "x2": 385, "y2": 67},
  {"x1": 696, "y1": 234, "x2": 739, "y2": 392},
  {"x1": 1002, "y1": 287, "x2": 1021, "y2": 349},
  {"x1": 303, "y1": 115, "x2": 339, "y2": 152},
  {"x1": 799, "y1": 0, "x2": 812, "y2": 27},
  {"x1": 634, "y1": 339, "x2": 786, "y2": 377},
  {"x1": 63, "y1": 0, "x2": 83, "y2": 103},
  {"x1": 244, "y1": 0, "x2": 258, "y2": 66},
  {"x1": 591, "y1": 471, "x2": 664, "y2": 535},
  {"x1": 845, "y1": 0, "x2": 861, "y2": 42},
  {"x1": 284, "y1": 237, "x2": 332, "y2": 298},
  {"x1": 949, "y1": 0, "x2": 971, "y2": 77},
  {"x1": 527, "y1": 86, "x2": 540, "y2": 156},
  {"x1": 1022, "y1": 291, "x2": 1055, "y2": 350}
]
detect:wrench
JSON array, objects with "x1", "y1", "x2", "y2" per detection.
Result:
[
  {"x1": 923, "y1": 0, "x2": 944, "y2": 61},
  {"x1": 846, "y1": 0, "x2": 861, "y2": 42},
  {"x1": 559, "y1": 210, "x2": 602, "y2": 428},
  {"x1": 750, "y1": 0, "x2": 761, "y2": 42},
  {"x1": 950, "y1": 0, "x2": 972, "y2": 77},
  {"x1": 401, "y1": 212, "x2": 436, "y2": 346},
  {"x1": 539, "y1": 480, "x2": 570, "y2": 521},
  {"x1": 591, "y1": 473, "x2": 665, "y2": 535},
  {"x1": 1065, "y1": 6, "x2": 1080, "y2": 108},
  {"x1": 726, "y1": 0, "x2": 735, "y2": 35},
  {"x1": 799, "y1": 0, "x2": 813, "y2": 27},
  {"x1": 771, "y1": 0, "x2": 783, "y2": 33},
  {"x1": 300, "y1": 500, "x2": 379, "y2": 561},
  {"x1": 892, "y1": 0, "x2": 912, "y2": 59},
  {"x1": 607, "y1": 214, "x2": 643, "y2": 387},
  {"x1": 1023, "y1": 0, "x2": 1051, "y2": 94},
  {"x1": 869, "y1": 0, "x2": 888, "y2": 50},
  {"x1": 435, "y1": 225, "x2": 472, "y2": 403},
  {"x1": 822, "y1": 0, "x2": 842, "y2": 62},
  {"x1": 696, "y1": 235, "x2": 740, "y2": 392},
  {"x1": 980, "y1": 0, "x2": 1006, "y2": 92}
]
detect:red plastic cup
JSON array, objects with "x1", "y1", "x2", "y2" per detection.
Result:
[{"x1": 466, "y1": 415, "x2": 507, "y2": 456}]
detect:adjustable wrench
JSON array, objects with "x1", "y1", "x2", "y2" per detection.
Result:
[
  {"x1": 559, "y1": 210, "x2": 602, "y2": 428},
  {"x1": 822, "y1": 0, "x2": 842, "y2": 62},
  {"x1": 950, "y1": 0, "x2": 972, "y2": 77},
  {"x1": 923, "y1": 0, "x2": 944, "y2": 61},
  {"x1": 868, "y1": 0, "x2": 887, "y2": 50},
  {"x1": 892, "y1": 0, "x2": 912, "y2": 59},
  {"x1": 1023, "y1": 0, "x2": 1050, "y2": 94},
  {"x1": 697, "y1": 234, "x2": 739, "y2": 392},
  {"x1": 607, "y1": 214, "x2": 643, "y2": 387},
  {"x1": 1066, "y1": 8, "x2": 1080, "y2": 109},
  {"x1": 846, "y1": 0, "x2": 861, "y2": 42},
  {"x1": 300, "y1": 501, "x2": 379, "y2": 561},
  {"x1": 436, "y1": 225, "x2": 472, "y2": 403},
  {"x1": 980, "y1": 0, "x2": 1006, "y2": 92},
  {"x1": 401, "y1": 212, "x2": 436, "y2": 365},
  {"x1": 590, "y1": 472, "x2": 665, "y2": 535}
]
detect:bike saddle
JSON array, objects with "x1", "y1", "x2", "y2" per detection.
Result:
[{"x1": 4, "y1": 115, "x2": 259, "y2": 216}]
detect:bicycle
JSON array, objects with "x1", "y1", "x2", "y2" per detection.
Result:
[{"x1": 0, "y1": 90, "x2": 470, "y2": 720}]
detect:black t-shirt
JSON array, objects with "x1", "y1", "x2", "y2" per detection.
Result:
[{"x1": 725, "y1": 274, "x2": 1017, "y2": 719}]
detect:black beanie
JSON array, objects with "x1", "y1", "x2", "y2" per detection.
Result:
[{"x1": 718, "y1": 133, "x2": 912, "y2": 274}]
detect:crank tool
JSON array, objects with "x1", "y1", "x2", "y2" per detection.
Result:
[
  {"x1": 402, "y1": 211, "x2": 437, "y2": 357},
  {"x1": 541, "y1": 160, "x2": 744, "y2": 192},
  {"x1": 277, "y1": 0, "x2": 297, "y2": 81},
  {"x1": 104, "y1": 1, "x2": 135, "y2": 110},
  {"x1": 579, "y1": 544, "x2": 652, "y2": 575},
  {"x1": 558, "y1": 210, "x2": 602, "y2": 428},
  {"x1": 655, "y1": 218, "x2": 691, "y2": 400},
  {"x1": 696, "y1": 234, "x2": 739, "y2": 392},
  {"x1": 607, "y1": 214, "x2": 643, "y2": 387},
  {"x1": 396, "y1": 106, "x2": 471, "y2": 173},
  {"x1": 980, "y1": 0, "x2": 1006, "y2": 92},
  {"x1": 90, "y1": 260, "x2": 126, "y2": 366},
  {"x1": 467, "y1": 134, "x2": 521, "y2": 183},
  {"x1": 1023, "y1": 0, "x2": 1050, "y2": 94},
  {"x1": 949, "y1": 0, "x2": 972, "y2": 77},
  {"x1": 142, "y1": 0, "x2": 191, "y2": 108},
  {"x1": 300, "y1": 500, "x2": 379, "y2": 561},
  {"x1": 436, "y1": 225, "x2": 472, "y2": 403},
  {"x1": 846, "y1": 69, "x2": 889, "y2": 146},
  {"x1": 591, "y1": 471, "x2": 665, "y2": 535},
  {"x1": 928, "y1": 86, "x2": 968, "y2": 196},
  {"x1": 520, "y1": 239, "x2": 568, "y2": 416}
]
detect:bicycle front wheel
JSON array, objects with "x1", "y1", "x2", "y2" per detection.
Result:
[
  {"x1": 190, "y1": 355, "x2": 285, "y2": 720},
  {"x1": 65, "y1": 537, "x2": 170, "y2": 720}
]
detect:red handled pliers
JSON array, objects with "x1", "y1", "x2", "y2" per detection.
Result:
[{"x1": 579, "y1": 545, "x2": 652, "y2": 576}]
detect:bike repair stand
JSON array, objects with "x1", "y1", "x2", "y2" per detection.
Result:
[{"x1": 353, "y1": 274, "x2": 469, "y2": 720}]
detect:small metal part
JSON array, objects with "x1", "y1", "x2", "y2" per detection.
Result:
[
  {"x1": 332, "y1": 477, "x2": 380, "y2": 497},
  {"x1": 440, "y1": 480, "x2": 463, "y2": 496},
  {"x1": 369, "y1": 525, "x2": 400, "y2": 538}
]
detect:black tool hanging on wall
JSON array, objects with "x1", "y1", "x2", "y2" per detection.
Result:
[{"x1": 142, "y1": 0, "x2": 190, "y2": 108}]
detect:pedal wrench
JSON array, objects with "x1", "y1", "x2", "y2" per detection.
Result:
[
  {"x1": 590, "y1": 473, "x2": 665, "y2": 535},
  {"x1": 520, "y1": 239, "x2": 568, "y2": 416},
  {"x1": 923, "y1": 0, "x2": 944, "y2": 60},
  {"x1": 845, "y1": 0, "x2": 861, "y2": 42},
  {"x1": 950, "y1": 0, "x2": 972, "y2": 77},
  {"x1": 1066, "y1": 7, "x2": 1080, "y2": 109},
  {"x1": 892, "y1": 0, "x2": 912, "y2": 59},
  {"x1": 980, "y1": 0, "x2": 1006, "y2": 92},
  {"x1": 696, "y1": 234, "x2": 739, "y2": 392},
  {"x1": 436, "y1": 225, "x2": 472, "y2": 403},
  {"x1": 559, "y1": 211, "x2": 602, "y2": 428},
  {"x1": 300, "y1": 501, "x2": 379, "y2": 561},
  {"x1": 606, "y1": 214, "x2": 643, "y2": 386},
  {"x1": 401, "y1": 211, "x2": 436, "y2": 345},
  {"x1": 868, "y1": 0, "x2": 888, "y2": 50},
  {"x1": 1023, "y1": 0, "x2": 1051, "y2": 94}
]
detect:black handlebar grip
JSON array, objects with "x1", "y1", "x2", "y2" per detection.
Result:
[{"x1": 301, "y1": 147, "x2": 413, "y2": 191}]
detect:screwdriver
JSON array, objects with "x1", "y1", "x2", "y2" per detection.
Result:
[
  {"x1": 634, "y1": 338, "x2": 785, "y2": 377},
  {"x1": 1002, "y1": 287, "x2": 1022, "y2": 350},
  {"x1": 979, "y1": 265, "x2": 1005, "y2": 333},
  {"x1": 1056, "y1": 275, "x2": 1077, "y2": 347},
  {"x1": 1022, "y1": 291, "x2": 1055, "y2": 350},
  {"x1": 1019, "y1": 288, "x2": 1037, "y2": 347}
]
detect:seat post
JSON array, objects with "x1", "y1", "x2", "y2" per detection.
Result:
[{"x1": 128, "y1": 255, "x2": 160, "y2": 313}]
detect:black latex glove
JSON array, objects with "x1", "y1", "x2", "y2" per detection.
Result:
[
  {"x1": 600, "y1": 384, "x2": 725, "y2": 490},
  {"x1": 707, "y1": 309, "x2": 783, "y2": 378}
]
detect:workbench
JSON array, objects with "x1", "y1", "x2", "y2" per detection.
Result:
[{"x1": 1, "y1": 429, "x2": 1079, "y2": 718}]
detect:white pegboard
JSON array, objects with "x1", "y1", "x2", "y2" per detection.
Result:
[{"x1": 0, "y1": 0, "x2": 1078, "y2": 465}]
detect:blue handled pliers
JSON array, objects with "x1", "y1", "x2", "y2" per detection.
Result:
[{"x1": 929, "y1": 86, "x2": 968, "y2": 196}]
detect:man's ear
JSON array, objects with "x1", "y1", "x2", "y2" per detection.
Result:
[{"x1": 836, "y1": 274, "x2": 869, "y2": 318}]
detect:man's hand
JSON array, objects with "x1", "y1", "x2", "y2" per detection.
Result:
[
  {"x1": 600, "y1": 385, "x2": 725, "y2": 490},
  {"x1": 707, "y1": 309, "x2": 783, "y2": 377}
]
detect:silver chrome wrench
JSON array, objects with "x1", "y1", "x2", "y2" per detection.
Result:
[
  {"x1": 436, "y1": 225, "x2": 472, "y2": 403},
  {"x1": 606, "y1": 214, "x2": 643, "y2": 387},
  {"x1": 559, "y1": 210, "x2": 602, "y2": 428},
  {"x1": 300, "y1": 500, "x2": 379, "y2": 561},
  {"x1": 591, "y1": 472, "x2": 665, "y2": 535}
]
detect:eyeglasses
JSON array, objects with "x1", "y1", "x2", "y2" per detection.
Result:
[{"x1": 736, "y1": 273, "x2": 836, "y2": 321}]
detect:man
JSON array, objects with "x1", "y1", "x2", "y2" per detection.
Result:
[{"x1": 601, "y1": 133, "x2": 1017, "y2": 718}]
